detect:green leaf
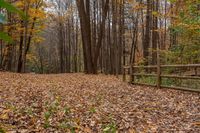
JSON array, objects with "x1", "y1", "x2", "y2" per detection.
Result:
[
  {"x1": 103, "y1": 127, "x2": 111, "y2": 132},
  {"x1": 0, "y1": 32, "x2": 13, "y2": 43},
  {"x1": 0, "y1": 0, "x2": 26, "y2": 19},
  {"x1": 0, "y1": 13, "x2": 6, "y2": 23},
  {"x1": 0, "y1": 127, "x2": 6, "y2": 133},
  {"x1": 44, "y1": 111, "x2": 51, "y2": 120},
  {"x1": 168, "y1": 0, "x2": 176, "y2": 3},
  {"x1": 179, "y1": 11, "x2": 185, "y2": 19}
]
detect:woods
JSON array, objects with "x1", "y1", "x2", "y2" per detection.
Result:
[
  {"x1": 0, "y1": 0, "x2": 200, "y2": 132},
  {"x1": 0, "y1": 0, "x2": 199, "y2": 74}
]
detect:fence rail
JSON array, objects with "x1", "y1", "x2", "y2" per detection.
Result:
[{"x1": 123, "y1": 64, "x2": 200, "y2": 92}]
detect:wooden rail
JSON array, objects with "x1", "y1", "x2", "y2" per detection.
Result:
[{"x1": 123, "y1": 64, "x2": 200, "y2": 92}]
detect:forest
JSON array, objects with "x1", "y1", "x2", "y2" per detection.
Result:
[
  {"x1": 0, "y1": 0, "x2": 199, "y2": 74},
  {"x1": 0, "y1": 0, "x2": 200, "y2": 132}
]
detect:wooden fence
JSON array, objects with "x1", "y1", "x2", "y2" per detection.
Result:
[{"x1": 123, "y1": 64, "x2": 200, "y2": 92}]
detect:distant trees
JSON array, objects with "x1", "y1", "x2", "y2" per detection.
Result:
[{"x1": 36, "y1": 0, "x2": 82, "y2": 73}]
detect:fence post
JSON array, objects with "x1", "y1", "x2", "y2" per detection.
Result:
[
  {"x1": 130, "y1": 66, "x2": 133, "y2": 83},
  {"x1": 157, "y1": 62, "x2": 161, "y2": 88},
  {"x1": 157, "y1": 42, "x2": 161, "y2": 89},
  {"x1": 132, "y1": 65, "x2": 135, "y2": 83},
  {"x1": 123, "y1": 67, "x2": 126, "y2": 81}
]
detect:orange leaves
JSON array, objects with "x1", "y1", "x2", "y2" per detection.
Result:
[
  {"x1": 28, "y1": 8, "x2": 46, "y2": 19},
  {"x1": 127, "y1": 0, "x2": 146, "y2": 12},
  {"x1": 7, "y1": 0, "x2": 47, "y2": 46},
  {"x1": 15, "y1": 0, "x2": 47, "y2": 20},
  {"x1": 0, "y1": 72, "x2": 200, "y2": 132},
  {"x1": 15, "y1": 1, "x2": 24, "y2": 8},
  {"x1": 192, "y1": 122, "x2": 200, "y2": 127}
]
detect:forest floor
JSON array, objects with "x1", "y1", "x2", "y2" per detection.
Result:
[{"x1": 0, "y1": 72, "x2": 200, "y2": 133}]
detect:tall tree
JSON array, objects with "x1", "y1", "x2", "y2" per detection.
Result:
[{"x1": 76, "y1": 0, "x2": 109, "y2": 74}]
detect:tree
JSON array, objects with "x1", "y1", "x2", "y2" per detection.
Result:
[{"x1": 76, "y1": 0, "x2": 109, "y2": 74}]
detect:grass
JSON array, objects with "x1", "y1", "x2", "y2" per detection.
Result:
[{"x1": 122, "y1": 74, "x2": 199, "y2": 90}]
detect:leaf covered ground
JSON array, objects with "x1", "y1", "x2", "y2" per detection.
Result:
[{"x1": 0, "y1": 72, "x2": 200, "y2": 133}]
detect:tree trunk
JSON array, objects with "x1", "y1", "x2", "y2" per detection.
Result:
[{"x1": 143, "y1": 0, "x2": 152, "y2": 65}]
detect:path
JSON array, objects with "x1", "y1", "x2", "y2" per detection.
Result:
[{"x1": 0, "y1": 72, "x2": 200, "y2": 132}]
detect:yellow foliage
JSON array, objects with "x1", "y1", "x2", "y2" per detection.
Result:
[
  {"x1": 0, "y1": 109, "x2": 11, "y2": 120},
  {"x1": 33, "y1": 36, "x2": 45, "y2": 43},
  {"x1": 15, "y1": 1, "x2": 24, "y2": 8},
  {"x1": 6, "y1": 0, "x2": 47, "y2": 46}
]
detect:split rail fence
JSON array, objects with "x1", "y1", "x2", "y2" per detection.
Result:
[{"x1": 123, "y1": 64, "x2": 200, "y2": 92}]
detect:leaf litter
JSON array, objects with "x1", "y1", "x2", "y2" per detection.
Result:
[{"x1": 0, "y1": 72, "x2": 200, "y2": 132}]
